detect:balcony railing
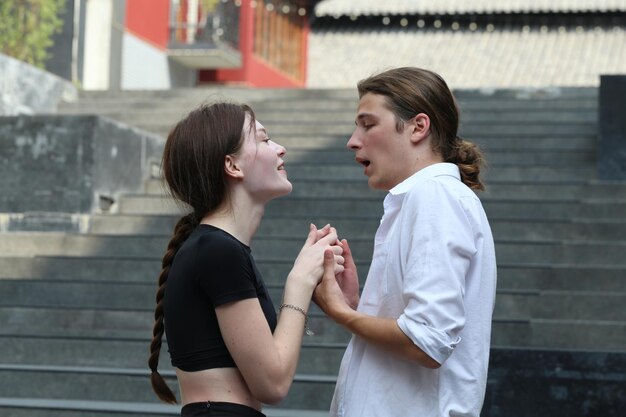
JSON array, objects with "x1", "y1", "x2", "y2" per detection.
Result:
[{"x1": 168, "y1": 0, "x2": 241, "y2": 68}]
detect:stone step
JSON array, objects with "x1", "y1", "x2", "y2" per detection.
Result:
[
  {"x1": 90, "y1": 215, "x2": 379, "y2": 237},
  {"x1": 277, "y1": 164, "x2": 598, "y2": 182},
  {"x1": 482, "y1": 182, "x2": 626, "y2": 200},
  {"x1": 117, "y1": 193, "x2": 626, "y2": 219},
  {"x1": 0, "y1": 256, "x2": 160, "y2": 282},
  {"x1": 136, "y1": 121, "x2": 598, "y2": 137},
  {"x1": 268, "y1": 134, "x2": 596, "y2": 151},
  {"x1": 0, "y1": 255, "x2": 371, "y2": 286},
  {"x1": 2, "y1": 233, "x2": 626, "y2": 265},
  {"x1": 123, "y1": 162, "x2": 600, "y2": 185},
  {"x1": 62, "y1": 90, "x2": 596, "y2": 105},
  {"x1": 160, "y1": 146, "x2": 589, "y2": 166},
  {"x1": 0, "y1": 291, "x2": 351, "y2": 344},
  {"x1": 71, "y1": 87, "x2": 359, "y2": 100},
  {"x1": 63, "y1": 87, "x2": 597, "y2": 105},
  {"x1": 89, "y1": 214, "x2": 626, "y2": 242},
  {"x1": 0, "y1": 398, "x2": 179, "y2": 417},
  {"x1": 490, "y1": 219, "x2": 626, "y2": 241},
  {"x1": 0, "y1": 397, "x2": 329, "y2": 417},
  {"x1": 2, "y1": 323, "x2": 623, "y2": 377},
  {"x1": 61, "y1": 87, "x2": 595, "y2": 104},
  {"x1": 2, "y1": 255, "x2": 623, "y2": 295},
  {"x1": 0, "y1": 306, "x2": 152, "y2": 337},
  {"x1": 266, "y1": 198, "x2": 626, "y2": 221},
  {"x1": 489, "y1": 319, "x2": 626, "y2": 350},
  {"x1": 278, "y1": 148, "x2": 596, "y2": 166},
  {"x1": 487, "y1": 199, "x2": 626, "y2": 220},
  {"x1": 0, "y1": 234, "x2": 171, "y2": 258},
  {"x1": 0, "y1": 334, "x2": 345, "y2": 375},
  {"x1": 495, "y1": 239, "x2": 626, "y2": 265},
  {"x1": 2, "y1": 315, "x2": 624, "y2": 360},
  {"x1": 90, "y1": 214, "x2": 178, "y2": 235},
  {"x1": 144, "y1": 178, "x2": 624, "y2": 200},
  {"x1": 494, "y1": 290, "x2": 626, "y2": 321},
  {"x1": 0, "y1": 364, "x2": 335, "y2": 410},
  {"x1": 497, "y1": 264, "x2": 626, "y2": 292},
  {"x1": 59, "y1": 107, "x2": 597, "y2": 126},
  {"x1": 2, "y1": 281, "x2": 623, "y2": 330}
]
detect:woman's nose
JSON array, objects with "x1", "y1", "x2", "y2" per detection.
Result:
[{"x1": 274, "y1": 141, "x2": 286, "y2": 156}]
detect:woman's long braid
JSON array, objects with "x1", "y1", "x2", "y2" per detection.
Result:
[{"x1": 148, "y1": 213, "x2": 197, "y2": 404}]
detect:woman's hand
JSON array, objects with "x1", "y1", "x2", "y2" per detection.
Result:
[{"x1": 288, "y1": 224, "x2": 344, "y2": 290}]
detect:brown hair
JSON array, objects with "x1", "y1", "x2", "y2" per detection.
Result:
[
  {"x1": 357, "y1": 67, "x2": 485, "y2": 190},
  {"x1": 148, "y1": 102, "x2": 255, "y2": 403}
]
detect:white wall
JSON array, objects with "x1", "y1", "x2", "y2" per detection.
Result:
[
  {"x1": 121, "y1": 32, "x2": 196, "y2": 90},
  {"x1": 82, "y1": 0, "x2": 113, "y2": 90}
]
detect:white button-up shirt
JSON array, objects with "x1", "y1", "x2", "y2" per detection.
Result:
[{"x1": 330, "y1": 163, "x2": 497, "y2": 417}]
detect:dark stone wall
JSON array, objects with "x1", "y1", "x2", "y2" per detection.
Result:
[
  {"x1": 0, "y1": 115, "x2": 163, "y2": 213},
  {"x1": 598, "y1": 75, "x2": 626, "y2": 180},
  {"x1": 483, "y1": 348, "x2": 625, "y2": 417}
]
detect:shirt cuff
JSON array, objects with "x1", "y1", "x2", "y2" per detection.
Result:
[{"x1": 397, "y1": 314, "x2": 461, "y2": 365}]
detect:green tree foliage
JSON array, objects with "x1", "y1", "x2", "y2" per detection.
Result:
[{"x1": 0, "y1": 0, "x2": 66, "y2": 68}]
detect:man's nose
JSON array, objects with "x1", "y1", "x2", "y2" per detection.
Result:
[{"x1": 347, "y1": 130, "x2": 360, "y2": 150}]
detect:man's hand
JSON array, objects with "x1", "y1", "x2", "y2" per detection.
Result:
[
  {"x1": 313, "y1": 250, "x2": 354, "y2": 321},
  {"x1": 334, "y1": 239, "x2": 360, "y2": 309}
]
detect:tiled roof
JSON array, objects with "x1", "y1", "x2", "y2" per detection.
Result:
[
  {"x1": 314, "y1": 0, "x2": 626, "y2": 17},
  {"x1": 307, "y1": 27, "x2": 626, "y2": 88}
]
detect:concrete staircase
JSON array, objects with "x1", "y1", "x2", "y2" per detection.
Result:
[{"x1": 1, "y1": 87, "x2": 624, "y2": 416}]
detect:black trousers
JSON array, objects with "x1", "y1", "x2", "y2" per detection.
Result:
[{"x1": 181, "y1": 401, "x2": 266, "y2": 417}]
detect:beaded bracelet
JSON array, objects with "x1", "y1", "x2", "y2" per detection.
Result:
[{"x1": 279, "y1": 303, "x2": 314, "y2": 336}]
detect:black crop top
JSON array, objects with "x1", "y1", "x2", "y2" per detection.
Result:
[{"x1": 163, "y1": 224, "x2": 277, "y2": 372}]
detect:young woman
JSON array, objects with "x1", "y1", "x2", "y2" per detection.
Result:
[{"x1": 148, "y1": 102, "x2": 344, "y2": 416}]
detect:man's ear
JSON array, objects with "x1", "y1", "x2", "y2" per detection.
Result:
[
  {"x1": 224, "y1": 155, "x2": 244, "y2": 179},
  {"x1": 409, "y1": 113, "x2": 430, "y2": 144}
]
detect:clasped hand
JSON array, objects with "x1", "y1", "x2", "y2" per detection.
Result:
[
  {"x1": 310, "y1": 226, "x2": 360, "y2": 318},
  {"x1": 290, "y1": 224, "x2": 344, "y2": 290}
]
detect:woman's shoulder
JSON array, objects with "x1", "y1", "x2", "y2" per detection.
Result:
[{"x1": 193, "y1": 225, "x2": 250, "y2": 257}]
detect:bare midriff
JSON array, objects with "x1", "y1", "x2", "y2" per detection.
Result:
[{"x1": 176, "y1": 367, "x2": 262, "y2": 410}]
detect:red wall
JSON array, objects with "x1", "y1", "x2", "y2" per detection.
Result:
[
  {"x1": 125, "y1": 0, "x2": 170, "y2": 49},
  {"x1": 125, "y1": 0, "x2": 306, "y2": 87},
  {"x1": 199, "y1": 0, "x2": 307, "y2": 87}
]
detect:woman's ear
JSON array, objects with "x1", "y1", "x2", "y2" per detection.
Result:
[
  {"x1": 409, "y1": 113, "x2": 430, "y2": 144},
  {"x1": 224, "y1": 155, "x2": 244, "y2": 179}
]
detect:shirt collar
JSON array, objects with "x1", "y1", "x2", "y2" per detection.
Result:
[{"x1": 389, "y1": 163, "x2": 461, "y2": 196}]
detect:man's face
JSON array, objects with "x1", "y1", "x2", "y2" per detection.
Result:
[{"x1": 347, "y1": 93, "x2": 416, "y2": 191}]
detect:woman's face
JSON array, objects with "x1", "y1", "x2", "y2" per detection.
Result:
[{"x1": 235, "y1": 116, "x2": 292, "y2": 202}]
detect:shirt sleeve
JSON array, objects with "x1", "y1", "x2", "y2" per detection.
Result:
[
  {"x1": 194, "y1": 234, "x2": 258, "y2": 307},
  {"x1": 396, "y1": 179, "x2": 478, "y2": 365}
]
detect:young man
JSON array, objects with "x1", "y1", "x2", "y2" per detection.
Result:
[{"x1": 314, "y1": 67, "x2": 497, "y2": 417}]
